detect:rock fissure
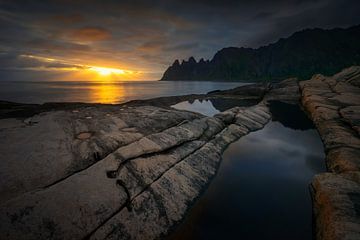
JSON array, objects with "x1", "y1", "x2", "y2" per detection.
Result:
[
  {"x1": 4, "y1": 114, "x2": 198, "y2": 203},
  {"x1": 86, "y1": 116, "x2": 234, "y2": 237},
  {"x1": 106, "y1": 120, "x2": 211, "y2": 180},
  {"x1": 0, "y1": 67, "x2": 358, "y2": 240}
]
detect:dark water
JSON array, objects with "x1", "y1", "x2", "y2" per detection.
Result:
[
  {"x1": 168, "y1": 102, "x2": 325, "y2": 240},
  {"x1": 172, "y1": 98, "x2": 258, "y2": 116},
  {"x1": 0, "y1": 81, "x2": 245, "y2": 104}
]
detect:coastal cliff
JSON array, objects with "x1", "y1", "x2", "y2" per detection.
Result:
[{"x1": 161, "y1": 25, "x2": 360, "y2": 82}]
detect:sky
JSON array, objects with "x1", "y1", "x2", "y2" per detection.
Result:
[{"x1": 0, "y1": 0, "x2": 359, "y2": 81}]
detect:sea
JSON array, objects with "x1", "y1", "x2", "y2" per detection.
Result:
[{"x1": 0, "y1": 81, "x2": 246, "y2": 104}]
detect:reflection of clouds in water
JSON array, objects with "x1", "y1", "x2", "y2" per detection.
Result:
[
  {"x1": 171, "y1": 99, "x2": 220, "y2": 116},
  {"x1": 225, "y1": 121, "x2": 325, "y2": 180},
  {"x1": 280, "y1": 148, "x2": 302, "y2": 158},
  {"x1": 249, "y1": 121, "x2": 323, "y2": 155},
  {"x1": 169, "y1": 105, "x2": 326, "y2": 240}
]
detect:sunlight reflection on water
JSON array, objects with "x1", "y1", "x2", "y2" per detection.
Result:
[{"x1": 0, "y1": 81, "x2": 246, "y2": 104}]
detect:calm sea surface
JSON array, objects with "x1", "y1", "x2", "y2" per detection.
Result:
[{"x1": 0, "y1": 81, "x2": 245, "y2": 104}]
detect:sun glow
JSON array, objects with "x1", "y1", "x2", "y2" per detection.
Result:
[
  {"x1": 89, "y1": 66, "x2": 127, "y2": 76},
  {"x1": 18, "y1": 54, "x2": 145, "y2": 81}
]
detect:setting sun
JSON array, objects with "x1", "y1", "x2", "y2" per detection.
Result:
[{"x1": 89, "y1": 66, "x2": 125, "y2": 76}]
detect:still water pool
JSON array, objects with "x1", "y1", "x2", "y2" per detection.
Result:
[
  {"x1": 168, "y1": 101, "x2": 325, "y2": 240},
  {"x1": 171, "y1": 98, "x2": 259, "y2": 116}
]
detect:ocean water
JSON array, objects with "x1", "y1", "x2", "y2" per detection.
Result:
[
  {"x1": 168, "y1": 101, "x2": 325, "y2": 240},
  {"x1": 0, "y1": 81, "x2": 246, "y2": 104}
]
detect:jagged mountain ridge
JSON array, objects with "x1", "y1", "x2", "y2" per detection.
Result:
[{"x1": 161, "y1": 25, "x2": 360, "y2": 81}]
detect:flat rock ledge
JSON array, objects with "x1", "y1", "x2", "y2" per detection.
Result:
[
  {"x1": 1, "y1": 66, "x2": 359, "y2": 240},
  {"x1": 300, "y1": 66, "x2": 360, "y2": 240},
  {"x1": 0, "y1": 87, "x2": 275, "y2": 239}
]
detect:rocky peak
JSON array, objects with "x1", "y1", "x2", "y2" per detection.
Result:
[
  {"x1": 161, "y1": 25, "x2": 360, "y2": 81},
  {"x1": 172, "y1": 59, "x2": 180, "y2": 67},
  {"x1": 188, "y1": 56, "x2": 196, "y2": 64}
]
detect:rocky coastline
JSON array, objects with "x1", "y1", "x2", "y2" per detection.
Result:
[
  {"x1": 0, "y1": 66, "x2": 359, "y2": 240},
  {"x1": 300, "y1": 66, "x2": 360, "y2": 240}
]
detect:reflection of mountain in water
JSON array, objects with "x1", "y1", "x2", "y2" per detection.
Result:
[
  {"x1": 210, "y1": 98, "x2": 259, "y2": 112},
  {"x1": 269, "y1": 101, "x2": 314, "y2": 130},
  {"x1": 172, "y1": 98, "x2": 259, "y2": 117}
]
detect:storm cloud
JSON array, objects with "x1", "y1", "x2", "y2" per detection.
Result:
[{"x1": 0, "y1": 0, "x2": 359, "y2": 80}]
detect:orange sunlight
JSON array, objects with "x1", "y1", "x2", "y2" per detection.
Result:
[
  {"x1": 89, "y1": 66, "x2": 125, "y2": 76},
  {"x1": 88, "y1": 82, "x2": 126, "y2": 103},
  {"x1": 85, "y1": 66, "x2": 139, "y2": 81},
  {"x1": 19, "y1": 54, "x2": 145, "y2": 81}
]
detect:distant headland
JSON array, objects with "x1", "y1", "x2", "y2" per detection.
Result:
[{"x1": 161, "y1": 25, "x2": 360, "y2": 82}]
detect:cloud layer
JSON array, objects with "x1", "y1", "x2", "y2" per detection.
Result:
[{"x1": 0, "y1": 0, "x2": 359, "y2": 80}]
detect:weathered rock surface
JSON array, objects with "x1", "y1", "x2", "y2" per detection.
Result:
[
  {"x1": 264, "y1": 77, "x2": 300, "y2": 103},
  {"x1": 300, "y1": 66, "x2": 360, "y2": 240},
  {"x1": 311, "y1": 172, "x2": 360, "y2": 240},
  {"x1": 0, "y1": 106, "x2": 201, "y2": 202},
  {"x1": 300, "y1": 66, "x2": 360, "y2": 172},
  {"x1": 0, "y1": 66, "x2": 358, "y2": 240},
  {"x1": 0, "y1": 88, "x2": 273, "y2": 239}
]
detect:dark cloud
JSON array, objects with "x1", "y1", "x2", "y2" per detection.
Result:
[
  {"x1": 51, "y1": 13, "x2": 84, "y2": 24},
  {"x1": 64, "y1": 26, "x2": 112, "y2": 42},
  {"x1": 165, "y1": 43, "x2": 199, "y2": 52},
  {"x1": 26, "y1": 39, "x2": 91, "y2": 52},
  {"x1": 0, "y1": 0, "x2": 359, "y2": 80},
  {"x1": 0, "y1": 53, "x2": 85, "y2": 71},
  {"x1": 253, "y1": 11, "x2": 273, "y2": 20}
]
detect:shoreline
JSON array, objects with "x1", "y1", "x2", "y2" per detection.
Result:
[{"x1": 0, "y1": 66, "x2": 359, "y2": 239}]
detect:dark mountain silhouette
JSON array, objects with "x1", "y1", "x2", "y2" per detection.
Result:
[{"x1": 161, "y1": 25, "x2": 360, "y2": 82}]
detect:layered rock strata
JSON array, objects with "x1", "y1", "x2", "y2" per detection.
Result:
[
  {"x1": 0, "y1": 97, "x2": 271, "y2": 239},
  {"x1": 0, "y1": 66, "x2": 359, "y2": 240},
  {"x1": 300, "y1": 66, "x2": 360, "y2": 240}
]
